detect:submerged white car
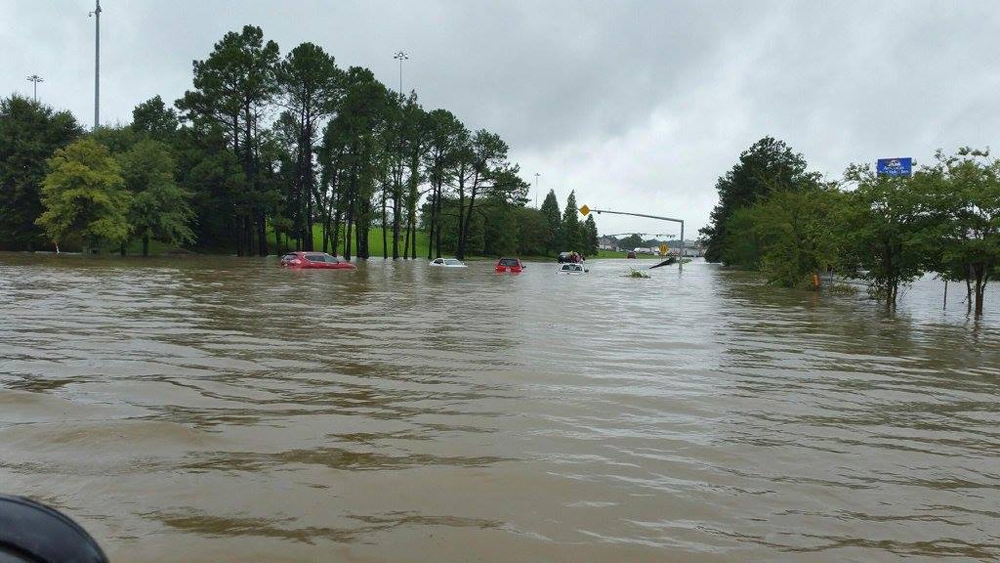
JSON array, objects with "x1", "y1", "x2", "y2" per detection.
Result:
[
  {"x1": 558, "y1": 263, "x2": 588, "y2": 274},
  {"x1": 429, "y1": 258, "x2": 468, "y2": 268}
]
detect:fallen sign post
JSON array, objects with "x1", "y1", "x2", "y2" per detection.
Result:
[{"x1": 580, "y1": 206, "x2": 685, "y2": 271}]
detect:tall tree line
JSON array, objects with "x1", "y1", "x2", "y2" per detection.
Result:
[{"x1": 2, "y1": 25, "x2": 607, "y2": 260}]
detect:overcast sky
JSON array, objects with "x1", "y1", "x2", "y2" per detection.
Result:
[{"x1": 3, "y1": 1, "x2": 998, "y2": 238}]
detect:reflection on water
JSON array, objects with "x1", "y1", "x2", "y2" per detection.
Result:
[{"x1": 1, "y1": 253, "x2": 998, "y2": 562}]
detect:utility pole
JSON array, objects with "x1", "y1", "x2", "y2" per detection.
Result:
[
  {"x1": 90, "y1": 0, "x2": 102, "y2": 129},
  {"x1": 393, "y1": 51, "x2": 408, "y2": 102},
  {"x1": 534, "y1": 173, "x2": 540, "y2": 208},
  {"x1": 26, "y1": 75, "x2": 43, "y2": 102}
]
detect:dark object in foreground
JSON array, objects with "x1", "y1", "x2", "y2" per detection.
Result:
[
  {"x1": 649, "y1": 257, "x2": 678, "y2": 269},
  {"x1": 0, "y1": 494, "x2": 108, "y2": 563}
]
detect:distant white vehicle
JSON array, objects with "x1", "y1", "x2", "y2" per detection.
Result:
[
  {"x1": 558, "y1": 263, "x2": 588, "y2": 275},
  {"x1": 429, "y1": 258, "x2": 467, "y2": 268}
]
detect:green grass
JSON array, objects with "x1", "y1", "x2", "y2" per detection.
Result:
[
  {"x1": 131, "y1": 226, "x2": 661, "y2": 261},
  {"x1": 268, "y1": 225, "x2": 432, "y2": 257}
]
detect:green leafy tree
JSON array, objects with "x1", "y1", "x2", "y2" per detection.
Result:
[
  {"x1": 620, "y1": 233, "x2": 642, "y2": 251},
  {"x1": 0, "y1": 95, "x2": 82, "y2": 250},
  {"x1": 35, "y1": 139, "x2": 130, "y2": 251},
  {"x1": 90, "y1": 125, "x2": 140, "y2": 155},
  {"x1": 584, "y1": 214, "x2": 599, "y2": 256},
  {"x1": 515, "y1": 207, "x2": 549, "y2": 256},
  {"x1": 319, "y1": 67, "x2": 394, "y2": 260},
  {"x1": 719, "y1": 208, "x2": 760, "y2": 268},
  {"x1": 421, "y1": 109, "x2": 465, "y2": 258},
  {"x1": 928, "y1": 148, "x2": 1000, "y2": 317},
  {"x1": 701, "y1": 137, "x2": 820, "y2": 263},
  {"x1": 748, "y1": 187, "x2": 845, "y2": 287},
  {"x1": 118, "y1": 139, "x2": 195, "y2": 256},
  {"x1": 131, "y1": 95, "x2": 179, "y2": 142},
  {"x1": 277, "y1": 42, "x2": 342, "y2": 250},
  {"x1": 177, "y1": 25, "x2": 280, "y2": 256},
  {"x1": 561, "y1": 190, "x2": 583, "y2": 252},
  {"x1": 455, "y1": 130, "x2": 515, "y2": 260},
  {"x1": 401, "y1": 98, "x2": 430, "y2": 259},
  {"x1": 842, "y1": 165, "x2": 936, "y2": 308},
  {"x1": 539, "y1": 189, "x2": 561, "y2": 254}
]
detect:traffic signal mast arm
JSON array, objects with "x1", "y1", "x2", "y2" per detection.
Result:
[{"x1": 579, "y1": 205, "x2": 685, "y2": 268}]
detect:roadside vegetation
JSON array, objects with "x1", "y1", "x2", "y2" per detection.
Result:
[
  {"x1": 0, "y1": 25, "x2": 600, "y2": 262},
  {"x1": 700, "y1": 137, "x2": 1000, "y2": 317}
]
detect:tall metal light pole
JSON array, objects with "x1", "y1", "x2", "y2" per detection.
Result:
[
  {"x1": 26, "y1": 75, "x2": 43, "y2": 102},
  {"x1": 393, "y1": 51, "x2": 408, "y2": 102},
  {"x1": 89, "y1": 0, "x2": 102, "y2": 129},
  {"x1": 534, "y1": 173, "x2": 540, "y2": 208}
]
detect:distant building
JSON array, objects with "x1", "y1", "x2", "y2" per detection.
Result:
[{"x1": 598, "y1": 236, "x2": 618, "y2": 251}]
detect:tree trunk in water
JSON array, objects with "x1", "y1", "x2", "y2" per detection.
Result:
[
  {"x1": 332, "y1": 210, "x2": 341, "y2": 256},
  {"x1": 142, "y1": 235, "x2": 149, "y2": 257},
  {"x1": 120, "y1": 242, "x2": 126, "y2": 257},
  {"x1": 381, "y1": 186, "x2": 388, "y2": 259},
  {"x1": 411, "y1": 220, "x2": 417, "y2": 259},
  {"x1": 456, "y1": 175, "x2": 466, "y2": 260},
  {"x1": 258, "y1": 212, "x2": 269, "y2": 256},
  {"x1": 344, "y1": 215, "x2": 353, "y2": 261},
  {"x1": 434, "y1": 185, "x2": 443, "y2": 259},
  {"x1": 403, "y1": 217, "x2": 411, "y2": 259},
  {"x1": 974, "y1": 268, "x2": 985, "y2": 317},
  {"x1": 392, "y1": 186, "x2": 401, "y2": 260},
  {"x1": 426, "y1": 185, "x2": 436, "y2": 260},
  {"x1": 458, "y1": 174, "x2": 480, "y2": 261}
]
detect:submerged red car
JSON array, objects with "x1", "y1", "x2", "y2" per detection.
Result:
[
  {"x1": 280, "y1": 251, "x2": 356, "y2": 270},
  {"x1": 495, "y1": 257, "x2": 525, "y2": 273}
]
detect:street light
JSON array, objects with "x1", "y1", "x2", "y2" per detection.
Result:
[
  {"x1": 26, "y1": 75, "x2": 43, "y2": 102},
  {"x1": 89, "y1": 0, "x2": 101, "y2": 129},
  {"x1": 393, "y1": 51, "x2": 408, "y2": 102}
]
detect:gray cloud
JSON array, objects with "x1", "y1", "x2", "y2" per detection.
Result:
[{"x1": 3, "y1": 1, "x2": 998, "y2": 237}]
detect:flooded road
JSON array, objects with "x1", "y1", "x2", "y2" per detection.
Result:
[{"x1": 1, "y1": 253, "x2": 998, "y2": 562}]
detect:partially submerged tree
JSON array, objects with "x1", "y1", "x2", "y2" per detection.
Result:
[
  {"x1": 118, "y1": 139, "x2": 195, "y2": 256},
  {"x1": 701, "y1": 137, "x2": 820, "y2": 264},
  {"x1": 277, "y1": 42, "x2": 342, "y2": 250},
  {"x1": 0, "y1": 95, "x2": 82, "y2": 250},
  {"x1": 928, "y1": 148, "x2": 1000, "y2": 317},
  {"x1": 841, "y1": 165, "x2": 936, "y2": 308},
  {"x1": 36, "y1": 139, "x2": 130, "y2": 252},
  {"x1": 176, "y1": 24, "x2": 280, "y2": 256}
]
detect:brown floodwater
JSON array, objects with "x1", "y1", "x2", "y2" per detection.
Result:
[{"x1": 1, "y1": 253, "x2": 998, "y2": 562}]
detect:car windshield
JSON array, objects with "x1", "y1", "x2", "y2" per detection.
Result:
[
  {"x1": 282, "y1": 254, "x2": 298, "y2": 261},
  {"x1": 445, "y1": 259, "x2": 461, "y2": 265},
  {"x1": 499, "y1": 258, "x2": 519, "y2": 266}
]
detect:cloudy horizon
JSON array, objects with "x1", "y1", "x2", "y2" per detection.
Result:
[{"x1": 3, "y1": 0, "x2": 998, "y2": 238}]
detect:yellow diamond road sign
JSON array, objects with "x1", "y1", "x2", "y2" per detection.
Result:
[
  {"x1": 579, "y1": 205, "x2": 590, "y2": 216},
  {"x1": 660, "y1": 244, "x2": 669, "y2": 255}
]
